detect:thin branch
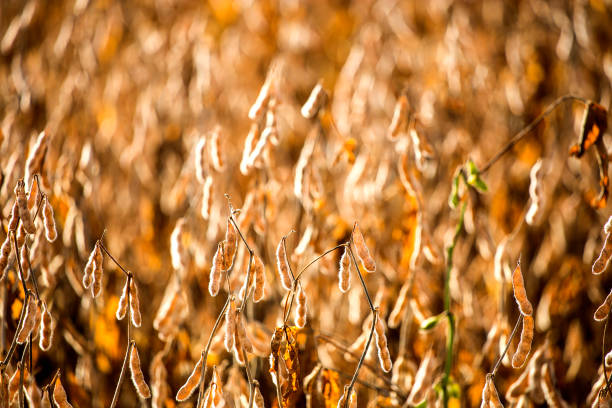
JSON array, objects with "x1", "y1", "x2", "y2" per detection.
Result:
[
  {"x1": 345, "y1": 309, "x2": 378, "y2": 408},
  {"x1": 491, "y1": 315, "x2": 522, "y2": 378},
  {"x1": 196, "y1": 296, "x2": 231, "y2": 408},
  {"x1": 98, "y1": 242, "x2": 130, "y2": 278},
  {"x1": 109, "y1": 340, "x2": 134, "y2": 408},
  {"x1": 1, "y1": 290, "x2": 31, "y2": 368},
  {"x1": 480, "y1": 95, "x2": 588, "y2": 175}
]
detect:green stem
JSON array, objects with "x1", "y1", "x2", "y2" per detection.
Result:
[{"x1": 442, "y1": 201, "x2": 466, "y2": 407}]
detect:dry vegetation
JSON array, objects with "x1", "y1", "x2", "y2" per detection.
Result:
[{"x1": 1, "y1": 0, "x2": 612, "y2": 407}]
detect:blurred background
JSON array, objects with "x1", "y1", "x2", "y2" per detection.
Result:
[{"x1": 1, "y1": 0, "x2": 612, "y2": 406}]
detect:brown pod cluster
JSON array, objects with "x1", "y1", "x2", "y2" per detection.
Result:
[
  {"x1": 224, "y1": 298, "x2": 237, "y2": 352},
  {"x1": 512, "y1": 315, "x2": 534, "y2": 368},
  {"x1": 116, "y1": 278, "x2": 129, "y2": 320},
  {"x1": 130, "y1": 278, "x2": 142, "y2": 327},
  {"x1": 594, "y1": 225, "x2": 612, "y2": 275},
  {"x1": 374, "y1": 312, "x2": 393, "y2": 372},
  {"x1": 295, "y1": 284, "x2": 308, "y2": 328},
  {"x1": 338, "y1": 247, "x2": 351, "y2": 293},
  {"x1": 16, "y1": 294, "x2": 37, "y2": 344},
  {"x1": 541, "y1": 363, "x2": 568, "y2": 408},
  {"x1": 301, "y1": 81, "x2": 327, "y2": 119},
  {"x1": 130, "y1": 345, "x2": 152, "y2": 399},
  {"x1": 252, "y1": 255, "x2": 265, "y2": 303},
  {"x1": 15, "y1": 180, "x2": 36, "y2": 234},
  {"x1": 353, "y1": 224, "x2": 376, "y2": 272},
  {"x1": 53, "y1": 377, "x2": 74, "y2": 408},
  {"x1": 42, "y1": 196, "x2": 57, "y2": 242},
  {"x1": 39, "y1": 302, "x2": 54, "y2": 351},
  {"x1": 276, "y1": 237, "x2": 292, "y2": 290},
  {"x1": 512, "y1": 262, "x2": 533, "y2": 316},
  {"x1": 209, "y1": 243, "x2": 224, "y2": 297},
  {"x1": 223, "y1": 219, "x2": 237, "y2": 270},
  {"x1": 595, "y1": 289, "x2": 612, "y2": 321},
  {"x1": 176, "y1": 353, "x2": 203, "y2": 401},
  {"x1": 388, "y1": 94, "x2": 409, "y2": 140}
]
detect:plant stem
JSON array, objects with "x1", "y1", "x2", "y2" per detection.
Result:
[
  {"x1": 480, "y1": 95, "x2": 588, "y2": 174},
  {"x1": 441, "y1": 201, "x2": 466, "y2": 407},
  {"x1": 109, "y1": 340, "x2": 134, "y2": 408}
]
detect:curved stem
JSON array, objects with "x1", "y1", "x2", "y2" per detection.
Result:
[
  {"x1": 491, "y1": 315, "x2": 522, "y2": 378},
  {"x1": 345, "y1": 309, "x2": 377, "y2": 408},
  {"x1": 98, "y1": 242, "x2": 130, "y2": 277}
]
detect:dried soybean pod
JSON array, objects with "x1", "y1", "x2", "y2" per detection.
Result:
[
  {"x1": 15, "y1": 181, "x2": 35, "y2": 234},
  {"x1": 20, "y1": 244, "x2": 30, "y2": 280},
  {"x1": 295, "y1": 284, "x2": 308, "y2": 328},
  {"x1": 224, "y1": 298, "x2": 236, "y2": 352},
  {"x1": 0, "y1": 236, "x2": 10, "y2": 278},
  {"x1": 388, "y1": 94, "x2": 409, "y2": 140},
  {"x1": 176, "y1": 353, "x2": 203, "y2": 401},
  {"x1": 593, "y1": 232, "x2": 612, "y2": 275},
  {"x1": 252, "y1": 255, "x2": 265, "y2": 303},
  {"x1": 223, "y1": 218, "x2": 237, "y2": 270},
  {"x1": 338, "y1": 247, "x2": 351, "y2": 293},
  {"x1": 0, "y1": 371, "x2": 7, "y2": 407},
  {"x1": 253, "y1": 383, "x2": 265, "y2": 408},
  {"x1": 525, "y1": 159, "x2": 543, "y2": 226},
  {"x1": 91, "y1": 243, "x2": 104, "y2": 298},
  {"x1": 595, "y1": 289, "x2": 612, "y2": 321},
  {"x1": 116, "y1": 278, "x2": 129, "y2": 320},
  {"x1": 512, "y1": 262, "x2": 532, "y2": 316},
  {"x1": 16, "y1": 294, "x2": 37, "y2": 343},
  {"x1": 208, "y1": 243, "x2": 224, "y2": 297},
  {"x1": 209, "y1": 126, "x2": 224, "y2": 172},
  {"x1": 53, "y1": 377, "x2": 73, "y2": 408},
  {"x1": 8, "y1": 202, "x2": 19, "y2": 232},
  {"x1": 480, "y1": 375, "x2": 491, "y2": 408},
  {"x1": 130, "y1": 278, "x2": 142, "y2": 327},
  {"x1": 276, "y1": 237, "x2": 292, "y2": 290},
  {"x1": 374, "y1": 312, "x2": 392, "y2": 372},
  {"x1": 541, "y1": 363, "x2": 567, "y2": 408},
  {"x1": 39, "y1": 302, "x2": 54, "y2": 351},
  {"x1": 27, "y1": 177, "x2": 39, "y2": 210},
  {"x1": 388, "y1": 282, "x2": 411, "y2": 328},
  {"x1": 201, "y1": 175, "x2": 213, "y2": 220},
  {"x1": 8, "y1": 365, "x2": 22, "y2": 404},
  {"x1": 41, "y1": 388, "x2": 51, "y2": 408},
  {"x1": 130, "y1": 345, "x2": 151, "y2": 399},
  {"x1": 249, "y1": 77, "x2": 272, "y2": 120},
  {"x1": 82, "y1": 245, "x2": 97, "y2": 289},
  {"x1": 235, "y1": 311, "x2": 253, "y2": 353},
  {"x1": 16, "y1": 223, "x2": 26, "y2": 248},
  {"x1": 488, "y1": 376, "x2": 504, "y2": 408},
  {"x1": 194, "y1": 136, "x2": 207, "y2": 183},
  {"x1": 301, "y1": 81, "x2": 327, "y2": 119},
  {"x1": 352, "y1": 223, "x2": 376, "y2": 272},
  {"x1": 512, "y1": 315, "x2": 534, "y2": 368},
  {"x1": 42, "y1": 196, "x2": 57, "y2": 242}
]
